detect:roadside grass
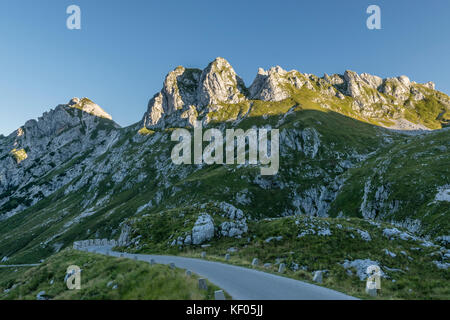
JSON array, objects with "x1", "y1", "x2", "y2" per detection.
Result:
[{"x1": 0, "y1": 249, "x2": 228, "y2": 300}]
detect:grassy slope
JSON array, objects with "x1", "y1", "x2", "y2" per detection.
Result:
[
  {"x1": 0, "y1": 249, "x2": 227, "y2": 300},
  {"x1": 331, "y1": 128, "x2": 450, "y2": 236},
  {"x1": 162, "y1": 108, "x2": 389, "y2": 220},
  {"x1": 0, "y1": 108, "x2": 388, "y2": 262}
]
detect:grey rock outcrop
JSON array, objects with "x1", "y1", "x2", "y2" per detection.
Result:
[
  {"x1": 192, "y1": 214, "x2": 215, "y2": 245},
  {"x1": 313, "y1": 271, "x2": 323, "y2": 283},
  {"x1": 381, "y1": 76, "x2": 412, "y2": 101},
  {"x1": 118, "y1": 224, "x2": 132, "y2": 246},
  {"x1": 217, "y1": 202, "x2": 248, "y2": 238},
  {"x1": 197, "y1": 57, "x2": 247, "y2": 106},
  {"x1": 249, "y1": 66, "x2": 312, "y2": 102}
]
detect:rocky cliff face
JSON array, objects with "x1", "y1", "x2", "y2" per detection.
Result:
[
  {"x1": 249, "y1": 66, "x2": 314, "y2": 101},
  {"x1": 0, "y1": 98, "x2": 120, "y2": 219},
  {"x1": 143, "y1": 57, "x2": 450, "y2": 131},
  {"x1": 142, "y1": 57, "x2": 247, "y2": 129}
]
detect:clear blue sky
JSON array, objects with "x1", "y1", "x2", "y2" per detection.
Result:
[{"x1": 1, "y1": 0, "x2": 449, "y2": 135}]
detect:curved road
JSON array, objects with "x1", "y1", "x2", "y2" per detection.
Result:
[{"x1": 79, "y1": 246, "x2": 357, "y2": 300}]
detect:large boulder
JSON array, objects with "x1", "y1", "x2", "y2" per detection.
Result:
[{"x1": 192, "y1": 214, "x2": 215, "y2": 245}]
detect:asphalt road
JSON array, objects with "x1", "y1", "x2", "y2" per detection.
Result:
[{"x1": 80, "y1": 246, "x2": 357, "y2": 300}]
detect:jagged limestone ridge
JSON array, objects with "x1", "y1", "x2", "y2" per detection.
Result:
[{"x1": 143, "y1": 57, "x2": 450, "y2": 130}]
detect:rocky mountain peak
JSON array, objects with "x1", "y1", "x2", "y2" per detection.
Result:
[
  {"x1": 68, "y1": 97, "x2": 113, "y2": 120},
  {"x1": 143, "y1": 57, "x2": 247, "y2": 129},
  {"x1": 142, "y1": 66, "x2": 202, "y2": 129},
  {"x1": 68, "y1": 97, "x2": 81, "y2": 106},
  {"x1": 0, "y1": 98, "x2": 121, "y2": 219},
  {"x1": 197, "y1": 57, "x2": 247, "y2": 107},
  {"x1": 249, "y1": 66, "x2": 289, "y2": 102},
  {"x1": 249, "y1": 66, "x2": 313, "y2": 102},
  {"x1": 143, "y1": 58, "x2": 326, "y2": 129},
  {"x1": 142, "y1": 58, "x2": 449, "y2": 131},
  {"x1": 343, "y1": 70, "x2": 376, "y2": 98},
  {"x1": 424, "y1": 81, "x2": 436, "y2": 90},
  {"x1": 3, "y1": 98, "x2": 117, "y2": 156}
]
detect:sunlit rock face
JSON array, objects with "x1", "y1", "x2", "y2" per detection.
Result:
[{"x1": 143, "y1": 57, "x2": 247, "y2": 129}]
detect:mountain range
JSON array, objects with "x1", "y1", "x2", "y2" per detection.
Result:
[{"x1": 0, "y1": 57, "x2": 449, "y2": 299}]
